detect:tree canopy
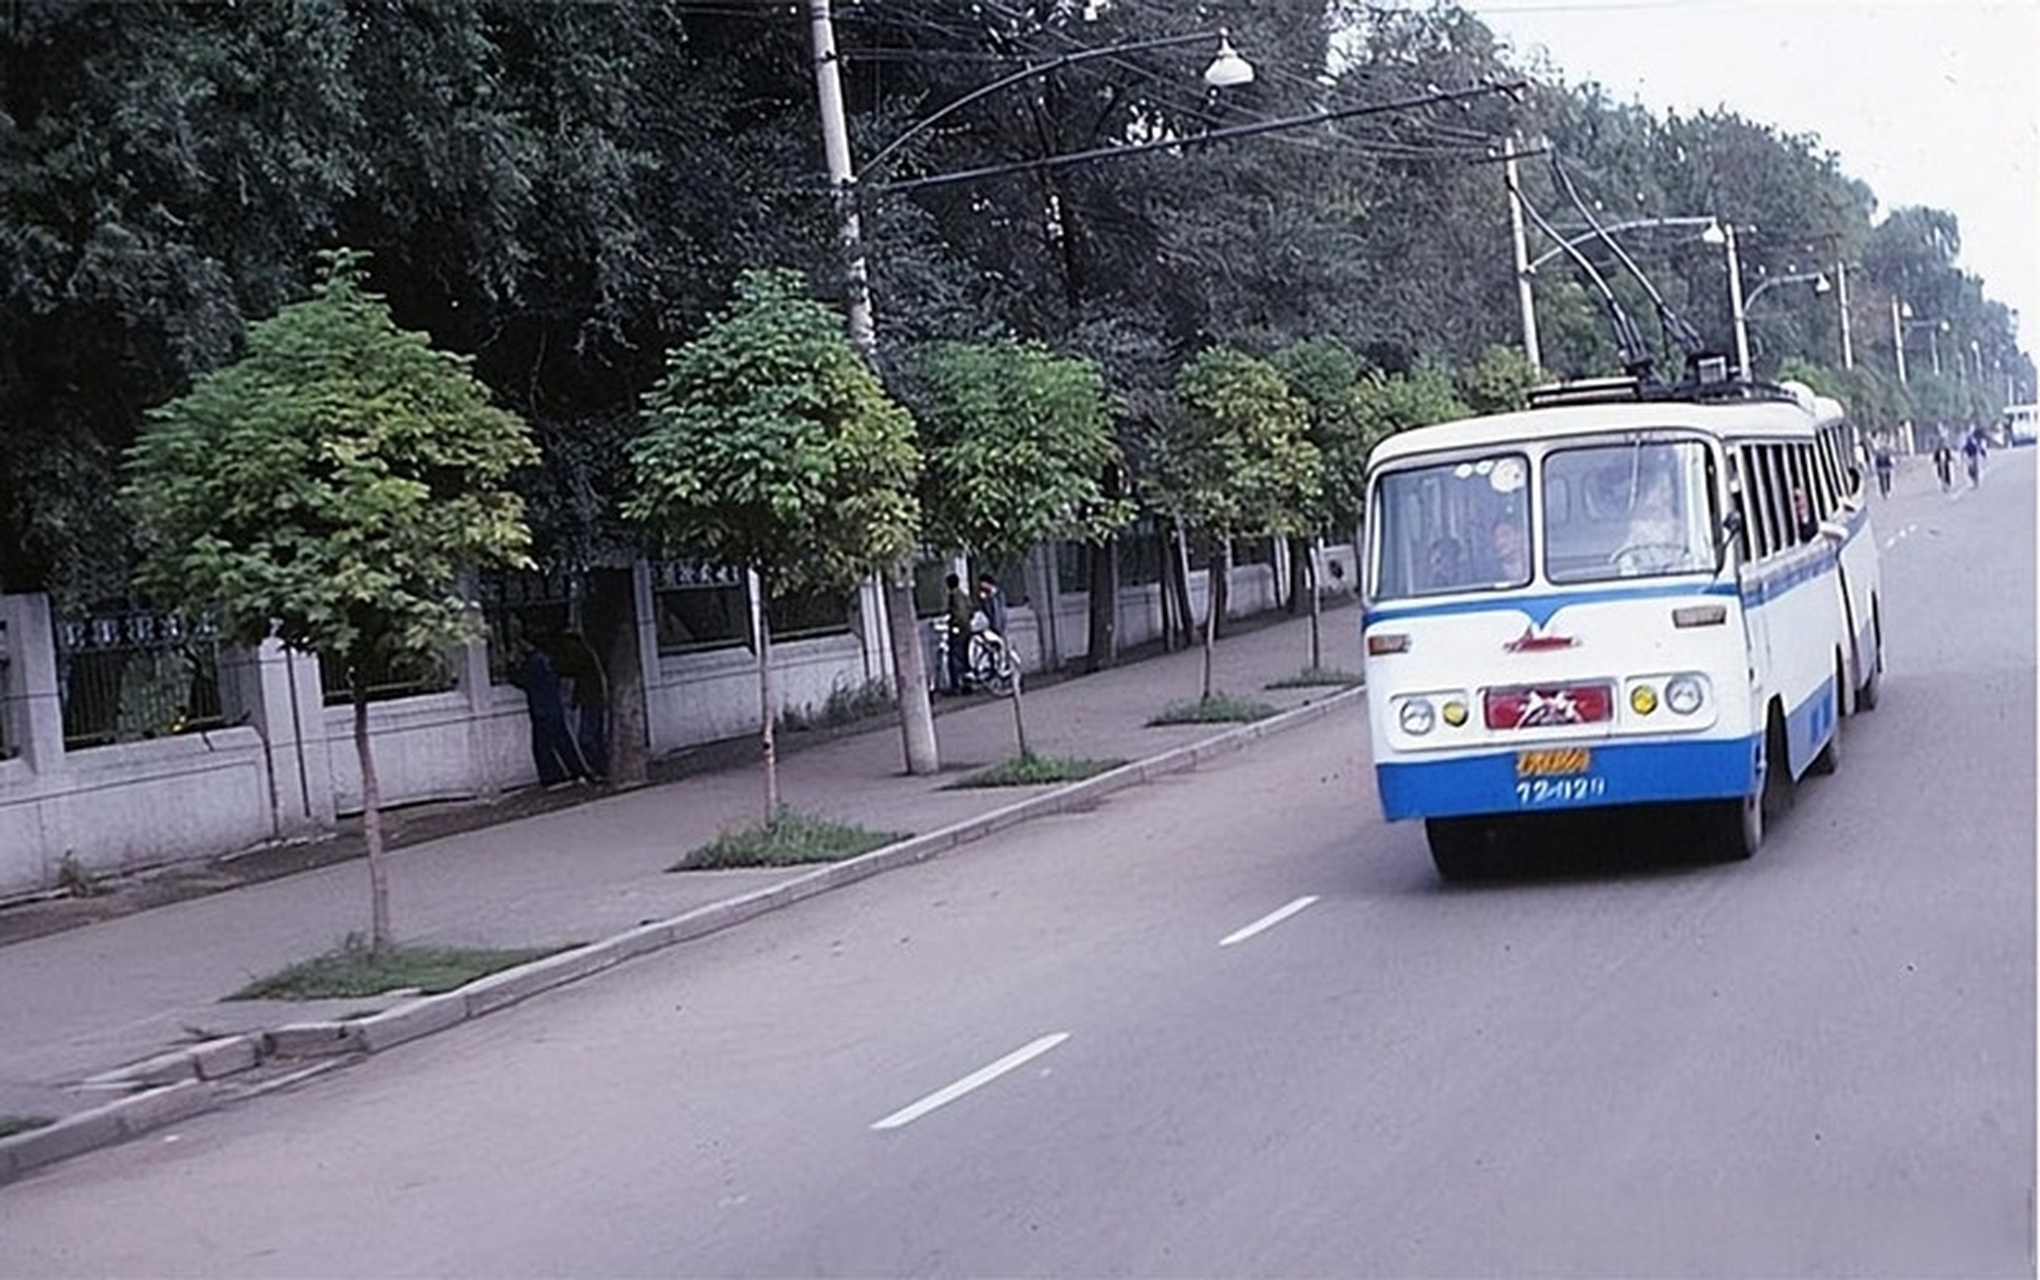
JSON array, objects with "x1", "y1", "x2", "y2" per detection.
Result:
[{"x1": 1, "y1": 0, "x2": 2029, "y2": 608}]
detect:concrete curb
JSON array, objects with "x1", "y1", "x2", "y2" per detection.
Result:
[{"x1": 0, "y1": 685, "x2": 1363, "y2": 1185}]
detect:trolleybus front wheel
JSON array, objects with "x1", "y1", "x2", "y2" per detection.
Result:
[{"x1": 1425, "y1": 817, "x2": 1503, "y2": 882}]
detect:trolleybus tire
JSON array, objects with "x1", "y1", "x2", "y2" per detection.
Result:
[
  {"x1": 1809, "y1": 660, "x2": 1844, "y2": 776},
  {"x1": 1425, "y1": 817, "x2": 1500, "y2": 882},
  {"x1": 1760, "y1": 712, "x2": 1795, "y2": 823},
  {"x1": 1714, "y1": 793, "x2": 1762, "y2": 861},
  {"x1": 1855, "y1": 604, "x2": 1883, "y2": 712}
]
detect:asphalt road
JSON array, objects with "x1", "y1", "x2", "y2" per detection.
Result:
[{"x1": 3, "y1": 454, "x2": 2032, "y2": 1278}]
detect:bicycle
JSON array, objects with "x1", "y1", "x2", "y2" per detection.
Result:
[{"x1": 932, "y1": 621, "x2": 1016, "y2": 698}]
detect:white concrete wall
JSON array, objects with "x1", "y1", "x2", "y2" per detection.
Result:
[{"x1": 0, "y1": 551, "x2": 1359, "y2": 898}]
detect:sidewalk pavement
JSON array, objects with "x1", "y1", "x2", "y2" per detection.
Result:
[{"x1": 0, "y1": 605, "x2": 1366, "y2": 1184}]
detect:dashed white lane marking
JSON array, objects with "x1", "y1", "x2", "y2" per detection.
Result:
[
  {"x1": 871, "y1": 1032, "x2": 1070, "y2": 1130},
  {"x1": 1219, "y1": 895, "x2": 1320, "y2": 948},
  {"x1": 1883, "y1": 522, "x2": 1917, "y2": 550}
]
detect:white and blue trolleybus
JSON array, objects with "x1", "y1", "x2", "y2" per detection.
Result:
[{"x1": 1359, "y1": 377, "x2": 1883, "y2": 878}]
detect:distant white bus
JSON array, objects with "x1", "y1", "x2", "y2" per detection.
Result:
[
  {"x1": 1360, "y1": 377, "x2": 1883, "y2": 879},
  {"x1": 2002, "y1": 404, "x2": 2038, "y2": 446}
]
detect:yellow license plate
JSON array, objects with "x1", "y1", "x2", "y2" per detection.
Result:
[{"x1": 1517, "y1": 747, "x2": 1592, "y2": 778}]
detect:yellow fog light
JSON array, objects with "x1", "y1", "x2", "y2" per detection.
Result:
[
  {"x1": 1630, "y1": 685, "x2": 1659, "y2": 715},
  {"x1": 1442, "y1": 700, "x2": 1468, "y2": 727}
]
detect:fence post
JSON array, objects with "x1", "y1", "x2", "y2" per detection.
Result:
[
  {"x1": 234, "y1": 636, "x2": 337, "y2": 837},
  {"x1": 459, "y1": 599, "x2": 503, "y2": 798},
  {"x1": 2, "y1": 594, "x2": 67, "y2": 774}
]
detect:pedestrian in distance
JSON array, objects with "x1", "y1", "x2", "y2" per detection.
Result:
[
  {"x1": 1873, "y1": 437, "x2": 1894, "y2": 497},
  {"x1": 1962, "y1": 428, "x2": 1985, "y2": 488},
  {"x1": 507, "y1": 636, "x2": 592, "y2": 788},
  {"x1": 1933, "y1": 433, "x2": 1955, "y2": 492}
]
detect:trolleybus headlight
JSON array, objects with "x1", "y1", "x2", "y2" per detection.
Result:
[
  {"x1": 1630, "y1": 685, "x2": 1659, "y2": 716},
  {"x1": 1441, "y1": 699, "x2": 1468, "y2": 727},
  {"x1": 1398, "y1": 698, "x2": 1436, "y2": 735},
  {"x1": 1665, "y1": 675, "x2": 1706, "y2": 715}
]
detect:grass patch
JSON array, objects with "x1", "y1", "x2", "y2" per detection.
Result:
[
  {"x1": 0, "y1": 1115, "x2": 55, "y2": 1140},
  {"x1": 1265, "y1": 666, "x2": 1362, "y2": 690},
  {"x1": 1147, "y1": 692, "x2": 1279, "y2": 726},
  {"x1": 56, "y1": 853, "x2": 101, "y2": 898},
  {"x1": 779, "y1": 678, "x2": 894, "y2": 734},
  {"x1": 947, "y1": 752, "x2": 1127, "y2": 789},
  {"x1": 227, "y1": 935, "x2": 567, "y2": 1001},
  {"x1": 672, "y1": 807, "x2": 907, "y2": 871}
]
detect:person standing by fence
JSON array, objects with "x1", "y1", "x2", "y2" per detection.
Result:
[{"x1": 507, "y1": 636, "x2": 591, "y2": 788}]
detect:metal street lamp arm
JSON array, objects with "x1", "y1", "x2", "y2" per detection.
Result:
[
  {"x1": 1523, "y1": 216, "x2": 1718, "y2": 275},
  {"x1": 861, "y1": 30, "x2": 1234, "y2": 178},
  {"x1": 1548, "y1": 156, "x2": 1706, "y2": 359},
  {"x1": 867, "y1": 79, "x2": 1525, "y2": 195},
  {"x1": 1743, "y1": 271, "x2": 1827, "y2": 309},
  {"x1": 1506, "y1": 163, "x2": 1654, "y2": 377}
]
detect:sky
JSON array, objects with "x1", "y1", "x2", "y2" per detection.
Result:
[{"x1": 1462, "y1": 0, "x2": 2040, "y2": 378}]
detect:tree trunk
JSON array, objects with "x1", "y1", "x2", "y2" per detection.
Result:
[
  {"x1": 1156, "y1": 549, "x2": 1178, "y2": 652},
  {"x1": 1309, "y1": 535, "x2": 1325, "y2": 673},
  {"x1": 1202, "y1": 554, "x2": 1219, "y2": 703},
  {"x1": 1085, "y1": 537, "x2": 1118, "y2": 673},
  {"x1": 351, "y1": 676, "x2": 391, "y2": 950},
  {"x1": 1009, "y1": 675, "x2": 1030, "y2": 759},
  {"x1": 1211, "y1": 537, "x2": 1231, "y2": 642},
  {"x1": 752, "y1": 573, "x2": 779, "y2": 822},
  {"x1": 1287, "y1": 533, "x2": 1311, "y2": 616},
  {"x1": 884, "y1": 566, "x2": 939, "y2": 775},
  {"x1": 1168, "y1": 521, "x2": 1195, "y2": 654},
  {"x1": 585, "y1": 566, "x2": 647, "y2": 788},
  {"x1": 1025, "y1": 543, "x2": 1060, "y2": 673}
]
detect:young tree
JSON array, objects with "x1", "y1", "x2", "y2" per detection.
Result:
[
  {"x1": 907, "y1": 339, "x2": 1133, "y2": 754},
  {"x1": 627, "y1": 270, "x2": 919, "y2": 821},
  {"x1": 1270, "y1": 338, "x2": 1374, "y2": 670},
  {"x1": 1456, "y1": 344, "x2": 1545, "y2": 415},
  {"x1": 1146, "y1": 348, "x2": 1321, "y2": 701},
  {"x1": 122, "y1": 251, "x2": 538, "y2": 949}
]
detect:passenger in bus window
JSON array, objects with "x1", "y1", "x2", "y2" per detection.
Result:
[
  {"x1": 1425, "y1": 536, "x2": 1470, "y2": 590},
  {"x1": 1615, "y1": 470, "x2": 1688, "y2": 574},
  {"x1": 1791, "y1": 488, "x2": 1819, "y2": 542},
  {"x1": 1489, "y1": 517, "x2": 1529, "y2": 583}
]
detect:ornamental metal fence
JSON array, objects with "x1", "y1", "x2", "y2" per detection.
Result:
[{"x1": 54, "y1": 609, "x2": 230, "y2": 750}]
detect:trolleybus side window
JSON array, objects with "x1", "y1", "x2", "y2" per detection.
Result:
[
  {"x1": 1726, "y1": 453, "x2": 1753, "y2": 561},
  {"x1": 1739, "y1": 445, "x2": 1774, "y2": 559},
  {"x1": 1811, "y1": 435, "x2": 1840, "y2": 515},
  {"x1": 1760, "y1": 446, "x2": 1792, "y2": 553},
  {"x1": 1786, "y1": 445, "x2": 1814, "y2": 541}
]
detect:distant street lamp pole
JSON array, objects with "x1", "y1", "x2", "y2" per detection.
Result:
[
  {"x1": 1504, "y1": 144, "x2": 1539, "y2": 370},
  {"x1": 1889, "y1": 298, "x2": 1950, "y2": 385},
  {"x1": 1890, "y1": 296, "x2": 1909, "y2": 385},
  {"x1": 1834, "y1": 260, "x2": 1855, "y2": 369}
]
